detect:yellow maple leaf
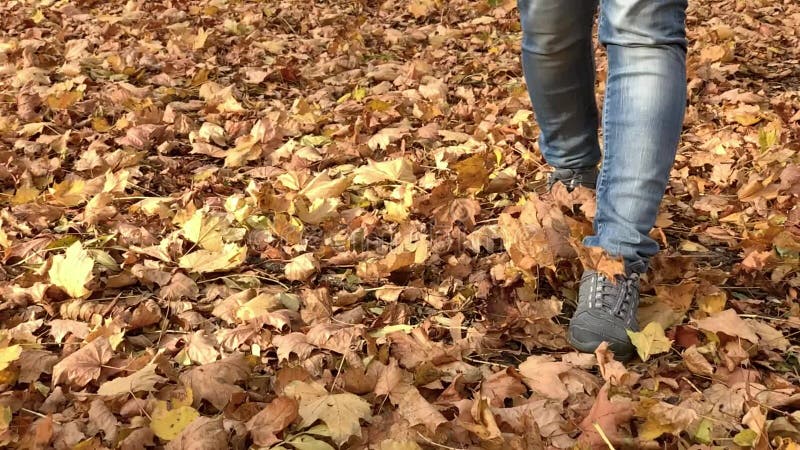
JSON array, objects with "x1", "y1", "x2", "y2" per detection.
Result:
[
  {"x1": 49, "y1": 241, "x2": 94, "y2": 298},
  {"x1": 178, "y1": 243, "x2": 247, "y2": 274},
  {"x1": 181, "y1": 210, "x2": 225, "y2": 252},
  {"x1": 150, "y1": 401, "x2": 200, "y2": 441},
  {"x1": 50, "y1": 177, "x2": 88, "y2": 207},
  {"x1": 11, "y1": 185, "x2": 39, "y2": 205},
  {"x1": 0, "y1": 345, "x2": 22, "y2": 371},
  {"x1": 626, "y1": 322, "x2": 673, "y2": 362},
  {"x1": 353, "y1": 158, "x2": 416, "y2": 185},
  {"x1": 298, "y1": 173, "x2": 352, "y2": 202}
]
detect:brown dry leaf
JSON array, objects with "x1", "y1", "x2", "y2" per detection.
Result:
[
  {"x1": 285, "y1": 380, "x2": 372, "y2": 445},
  {"x1": 235, "y1": 292, "x2": 282, "y2": 321},
  {"x1": 298, "y1": 173, "x2": 352, "y2": 202},
  {"x1": 461, "y1": 397, "x2": 503, "y2": 442},
  {"x1": 178, "y1": 331, "x2": 220, "y2": 365},
  {"x1": 164, "y1": 416, "x2": 227, "y2": 450},
  {"x1": 575, "y1": 245, "x2": 626, "y2": 279},
  {"x1": 682, "y1": 345, "x2": 714, "y2": 376},
  {"x1": 179, "y1": 355, "x2": 250, "y2": 410},
  {"x1": 181, "y1": 210, "x2": 226, "y2": 252},
  {"x1": 246, "y1": 396, "x2": 298, "y2": 447},
  {"x1": 747, "y1": 319, "x2": 790, "y2": 352},
  {"x1": 87, "y1": 398, "x2": 118, "y2": 443},
  {"x1": 517, "y1": 355, "x2": 571, "y2": 401},
  {"x1": 52, "y1": 338, "x2": 113, "y2": 387},
  {"x1": 694, "y1": 309, "x2": 759, "y2": 343},
  {"x1": 493, "y1": 399, "x2": 572, "y2": 448},
  {"x1": 272, "y1": 333, "x2": 315, "y2": 362},
  {"x1": 83, "y1": 192, "x2": 117, "y2": 225},
  {"x1": 480, "y1": 368, "x2": 527, "y2": 407},
  {"x1": 119, "y1": 428, "x2": 155, "y2": 450},
  {"x1": 578, "y1": 383, "x2": 634, "y2": 448},
  {"x1": 160, "y1": 273, "x2": 199, "y2": 300},
  {"x1": 395, "y1": 386, "x2": 447, "y2": 434},
  {"x1": 49, "y1": 319, "x2": 90, "y2": 343},
  {"x1": 595, "y1": 342, "x2": 639, "y2": 387},
  {"x1": 285, "y1": 253, "x2": 319, "y2": 282},
  {"x1": 696, "y1": 283, "x2": 728, "y2": 314},
  {"x1": 408, "y1": 0, "x2": 439, "y2": 18},
  {"x1": 453, "y1": 153, "x2": 491, "y2": 191},
  {"x1": 18, "y1": 350, "x2": 59, "y2": 383}
]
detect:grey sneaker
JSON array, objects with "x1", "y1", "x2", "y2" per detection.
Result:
[
  {"x1": 547, "y1": 167, "x2": 599, "y2": 191},
  {"x1": 568, "y1": 270, "x2": 641, "y2": 361}
]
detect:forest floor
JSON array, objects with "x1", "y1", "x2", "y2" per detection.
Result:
[{"x1": 1, "y1": 0, "x2": 799, "y2": 449}]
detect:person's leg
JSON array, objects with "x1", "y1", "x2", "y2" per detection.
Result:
[
  {"x1": 518, "y1": 0, "x2": 601, "y2": 174},
  {"x1": 584, "y1": 0, "x2": 688, "y2": 270},
  {"x1": 569, "y1": 0, "x2": 687, "y2": 360}
]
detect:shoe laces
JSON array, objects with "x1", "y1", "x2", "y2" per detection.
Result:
[
  {"x1": 548, "y1": 168, "x2": 597, "y2": 191},
  {"x1": 594, "y1": 272, "x2": 640, "y2": 319}
]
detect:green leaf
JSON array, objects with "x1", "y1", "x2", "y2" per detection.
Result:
[
  {"x1": 693, "y1": 418, "x2": 713, "y2": 444},
  {"x1": 733, "y1": 429, "x2": 758, "y2": 447}
]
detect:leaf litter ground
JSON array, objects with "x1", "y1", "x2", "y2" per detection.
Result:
[{"x1": 1, "y1": 0, "x2": 799, "y2": 449}]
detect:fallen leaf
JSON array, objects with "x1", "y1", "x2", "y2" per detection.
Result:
[
  {"x1": 285, "y1": 253, "x2": 319, "y2": 282},
  {"x1": 87, "y1": 398, "x2": 118, "y2": 443},
  {"x1": 626, "y1": 322, "x2": 673, "y2": 361},
  {"x1": 119, "y1": 428, "x2": 154, "y2": 450},
  {"x1": 395, "y1": 387, "x2": 447, "y2": 434},
  {"x1": 179, "y1": 355, "x2": 250, "y2": 410},
  {"x1": 517, "y1": 355, "x2": 571, "y2": 401},
  {"x1": 48, "y1": 241, "x2": 94, "y2": 298},
  {"x1": 273, "y1": 333, "x2": 315, "y2": 362},
  {"x1": 181, "y1": 210, "x2": 226, "y2": 252},
  {"x1": 682, "y1": 345, "x2": 714, "y2": 376},
  {"x1": 246, "y1": 396, "x2": 298, "y2": 447},
  {"x1": 595, "y1": 342, "x2": 638, "y2": 387},
  {"x1": 178, "y1": 243, "x2": 247, "y2": 273},
  {"x1": 178, "y1": 331, "x2": 219, "y2": 365},
  {"x1": 0, "y1": 345, "x2": 22, "y2": 371},
  {"x1": 150, "y1": 402, "x2": 200, "y2": 441},
  {"x1": 639, "y1": 400, "x2": 699, "y2": 440},
  {"x1": 285, "y1": 380, "x2": 372, "y2": 445},
  {"x1": 165, "y1": 416, "x2": 227, "y2": 450},
  {"x1": 97, "y1": 363, "x2": 164, "y2": 396},
  {"x1": 694, "y1": 309, "x2": 759, "y2": 343},
  {"x1": 353, "y1": 158, "x2": 416, "y2": 185},
  {"x1": 160, "y1": 273, "x2": 199, "y2": 300},
  {"x1": 578, "y1": 383, "x2": 634, "y2": 447},
  {"x1": 52, "y1": 338, "x2": 113, "y2": 387}
]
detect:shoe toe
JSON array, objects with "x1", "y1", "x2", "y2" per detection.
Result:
[{"x1": 568, "y1": 311, "x2": 635, "y2": 361}]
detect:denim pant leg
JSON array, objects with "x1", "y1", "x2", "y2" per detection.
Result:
[
  {"x1": 518, "y1": 0, "x2": 601, "y2": 170},
  {"x1": 583, "y1": 0, "x2": 688, "y2": 271}
]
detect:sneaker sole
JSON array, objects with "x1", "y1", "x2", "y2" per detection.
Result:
[{"x1": 568, "y1": 327, "x2": 634, "y2": 362}]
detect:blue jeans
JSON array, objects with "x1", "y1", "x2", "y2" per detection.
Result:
[{"x1": 519, "y1": 0, "x2": 688, "y2": 271}]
